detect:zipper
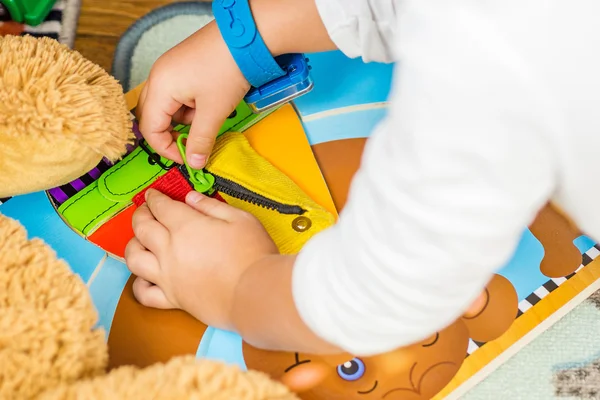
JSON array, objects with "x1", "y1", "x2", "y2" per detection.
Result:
[
  {"x1": 176, "y1": 133, "x2": 306, "y2": 215},
  {"x1": 176, "y1": 134, "x2": 215, "y2": 193},
  {"x1": 178, "y1": 165, "x2": 306, "y2": 215}
]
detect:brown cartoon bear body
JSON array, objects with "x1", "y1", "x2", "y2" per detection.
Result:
[
  {"x1": 241, "y1": 274, "x2": 518, "y2": 400},
  {"x1": 243, "y1": 323, "x2": 468, "y2": 399}
]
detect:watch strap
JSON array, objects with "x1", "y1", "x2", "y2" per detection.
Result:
[{"x1": 212, "y1": 0, "x2": 285, "y2": 88}]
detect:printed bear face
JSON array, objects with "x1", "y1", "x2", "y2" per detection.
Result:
[
  {"x1": 242, "y1": 274, "x2": 518, "y2": 400},
  {"x1": 243, "y1": 324, "x2": 467, "y2": 399}
]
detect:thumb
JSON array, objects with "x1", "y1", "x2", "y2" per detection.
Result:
[
  {"x1": 186, "y1": 191, "x2": 238, "y2": 221},
  {"x1": 185, "y1": 107, "x2": 226, "y2": 169}
]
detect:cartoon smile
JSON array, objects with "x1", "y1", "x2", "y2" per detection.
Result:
[
  {"x1": 357, "y1": 380, "x2": 378, "y2": 394},
  {"x1": 336, "y1": 358, "x2": 379, "y2": 395},
  {"x1": 383, "y1": 362, "x2": 456, "y2": 398}
]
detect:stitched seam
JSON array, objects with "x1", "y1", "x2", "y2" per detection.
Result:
[
  {"x1": 100, "y1": 149, "x2": 161, "y2": 196},
  {"x1": 59, "y1": 184, "x2": 122, "y2": 233},
  {"x1": 104, "y1": 169, "x2": 163, "y2": 197},
  {"x1": 60, "y1": 183, "x2": 98, "y2": 214},
  {"x1": 60, "y1": 158, "x2": 162, "y2": 228},
  {"x1": 83, "y1": 203, "x2": 121, "y2": 233}
]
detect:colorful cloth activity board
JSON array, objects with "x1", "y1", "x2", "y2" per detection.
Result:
[{"x1": 2, "y1": 50, "x2": 600, "y2": 400}]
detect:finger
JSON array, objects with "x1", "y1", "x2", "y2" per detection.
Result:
[
  {"x1": 132, "y1": 277, "x2": 176, "y2": 309},
  {"x1": 138, "y1": 84, "x2": 184, "y2": 163},
  {"x1": 132, "y1": 203, "x2": 170, "y2": 253},
  {"x1": 185, "y1": 107, "x2": 229, "y2": 169},
  {"x1": 135, "y1": 83, "x2": 148, "y2": 120},
  {"x1": 172, "y1": 105, "x2": 196, "y2": 126},
  {"x1": 186, "y1": 191, "x2": 240, "y2": 222},
  {"x1": 124, "y1": 237, "x2": 161, "y2": 284},
  {"x1": 146, "y1": 189, "x2": 204, "y2": 230}
]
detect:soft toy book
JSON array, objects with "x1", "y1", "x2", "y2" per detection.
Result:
[{"x1": 2, "y1": 34, "x2": 600, "y2": 400}]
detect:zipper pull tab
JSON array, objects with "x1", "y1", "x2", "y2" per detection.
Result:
[{"x1": 176, "y1": 133, "x2": 215, "y2": 194}]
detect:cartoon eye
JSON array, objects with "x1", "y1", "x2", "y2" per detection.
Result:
[{"x1": 337, "y1": 358, "x2": 366, "y2": 381}]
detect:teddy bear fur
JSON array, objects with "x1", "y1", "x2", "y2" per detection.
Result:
[
  {"x1": 0, "y1": 34, "x2": 296, "y2": 400},
  {"x1": 0, "y1": 35, "x2": 134, "y2": 198},
  {"x1": 0, "y1": 213, "x2": 297, "y2": 399}
]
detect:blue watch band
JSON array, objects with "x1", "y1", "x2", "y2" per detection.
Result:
[{"x1": 213, "y1": 0, "x2": 286, "y2": 88}]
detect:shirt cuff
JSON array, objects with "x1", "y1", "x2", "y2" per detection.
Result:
[{"x1": 314, "y1": 0, "x2": 362, "y2": 59}]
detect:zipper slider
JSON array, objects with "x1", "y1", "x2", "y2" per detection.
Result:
[{"x1": 176, "y1": 133, "x2": 215, "y2": 194}]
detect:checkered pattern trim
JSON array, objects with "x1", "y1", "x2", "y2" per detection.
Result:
[{"x1": 466, "y1": 244, "x2": 600, "y2": 356}]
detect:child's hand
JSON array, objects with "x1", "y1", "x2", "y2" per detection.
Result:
[
  {"x1": 124, "y1": 189, "x2": 278, "y2": 329},
  {"x1": 136, "y1": 0, "x2": 336, "y2": 169},
  {"x1": 136, "y1": 21, "x2": 251, "y2": 169}
]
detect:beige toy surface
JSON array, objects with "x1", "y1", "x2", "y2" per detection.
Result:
[
  {"x1": 0, "y1": 35, "x2": 132, "y2": 198},
  {"x1": 0, "y1": 34, "x2": 296, "y2": 400}
]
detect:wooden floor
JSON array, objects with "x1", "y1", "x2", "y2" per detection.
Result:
[{"x1": 74, "y1": 0, "x2": 193, "y2": 72}]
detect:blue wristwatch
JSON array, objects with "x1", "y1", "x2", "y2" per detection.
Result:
[{"x1": 212, "y1": 0, "x2": 286, "y2": 88}]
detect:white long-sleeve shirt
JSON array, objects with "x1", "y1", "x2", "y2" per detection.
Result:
[{"x1": 292, "y1": 0, "x2": 600, "y2": 356}]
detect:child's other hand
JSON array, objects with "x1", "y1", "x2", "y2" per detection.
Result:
[
  {"x1": 124, "y1": 189, "x2": 278, "y2": 330},
  {"x1": 136, "y1": 21, "x2": 251, "y2": 169}
]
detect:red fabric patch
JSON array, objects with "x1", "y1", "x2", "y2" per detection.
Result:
[
  {"x1": 132, "y1": 167, "x2": 226, "y2": 207},
  {"x1": 212, "y1": 191, "x2": 226, "y2": 203},
  {"x1": 133, "y1": 168, "x2": 193, "y2": 207},
  {"x1": 88, "y1": 205, "x2": 136, "y2": 259}
]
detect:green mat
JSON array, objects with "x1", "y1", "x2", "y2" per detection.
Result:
[{"x1": 111, "y1": 4, "x2": 600, "y2": 399}]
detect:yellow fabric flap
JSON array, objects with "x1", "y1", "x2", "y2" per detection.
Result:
[{"x1": 206, "y1": 132, "x2": 335, "y2": 254}]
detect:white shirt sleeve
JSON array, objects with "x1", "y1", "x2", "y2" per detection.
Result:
[
  {"x1": 314, "y1": 0, "x2": 398, "y2": 63},
  {"x1": 292, "y1": 1, "x2": 559, "y2": 355}
]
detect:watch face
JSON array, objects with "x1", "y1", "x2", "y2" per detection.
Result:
[
  {"x1": 246, "y1": 80, "x2": 314, "y2": 114},
  {"x1": 244, "y1": 54, "x2": 314, "y2": 114}
]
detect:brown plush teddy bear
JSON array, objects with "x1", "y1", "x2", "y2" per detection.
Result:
[{"x1": 0, "y1": 34, "x2": 297, "y2": 400}]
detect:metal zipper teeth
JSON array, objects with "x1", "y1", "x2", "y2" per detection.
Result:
[{"x1": 178, "y1": 165, "x2": 306, "y2": 215}]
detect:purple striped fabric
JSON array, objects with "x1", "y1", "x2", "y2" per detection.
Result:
[
  {"x1": 89, "y1": 167, "x2": 102, "y2": 179},
  {"x1": 70, "y1": 179, "x2": 86, "y2": 191},
  {"x1": 48, "y1": 159, "x2": 114, "y2": 204},
  {"x1": 46, "y1": 121, "x2": 142, "y2": 204},
  {"x1": 48, "y1": 187, "x2": 69, "y2": 204},
  {"x1": 133, "y1": 120, "x2": 143, "y2": 139}
]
